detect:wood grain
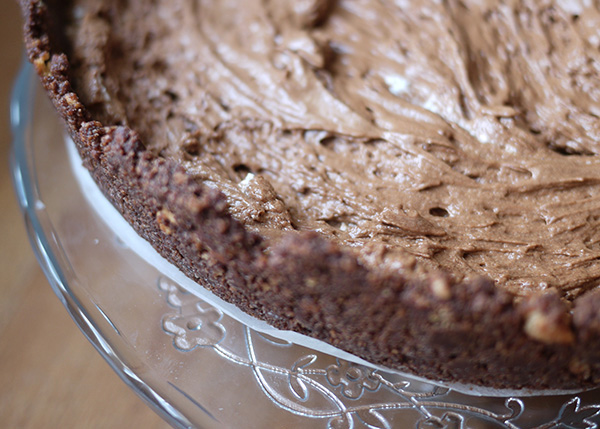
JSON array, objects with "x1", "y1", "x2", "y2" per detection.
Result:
[{"x1": 0, "y1": 3, "x2": 169, "y2": 427}]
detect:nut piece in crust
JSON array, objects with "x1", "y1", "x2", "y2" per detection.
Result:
[
  {"x1": 157, "y1": 208, "x2": 177, "y2": 235},
  {"x1": 522, "y1": 292, "x2": 575, "y2": 345}
]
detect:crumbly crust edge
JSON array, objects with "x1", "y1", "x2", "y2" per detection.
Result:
[{"x1": 19, "y1": 0, "x2": 600, "y2": 390}]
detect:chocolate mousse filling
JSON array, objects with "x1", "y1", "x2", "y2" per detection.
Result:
[
  {"x1": 20, "y1": 0, "x2": 600, "y2": 390},
  {"x1": 68, "y1": 0, "x2": 600, "y2": 299}
]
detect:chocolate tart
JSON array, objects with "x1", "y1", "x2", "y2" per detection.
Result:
[{"x1": 20, "y1": 0, "x2": 600, "y2": 390}]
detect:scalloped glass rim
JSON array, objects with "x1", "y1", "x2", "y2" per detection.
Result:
[{"x1": 10, "y1": 60, "x2": 600, "y2": 428}]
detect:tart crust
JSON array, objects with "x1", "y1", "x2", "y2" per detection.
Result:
[{"x1": 20, "y1": 0, "x2": 600, "y2": 390}]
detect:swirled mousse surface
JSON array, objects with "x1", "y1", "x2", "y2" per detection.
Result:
[{"x1": 67, "y1": 0, "x2": 600, "y2": 299}]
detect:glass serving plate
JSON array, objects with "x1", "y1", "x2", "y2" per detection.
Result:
[{"x1": 10, "y1": 61, "x2": 600, "y2": 429}]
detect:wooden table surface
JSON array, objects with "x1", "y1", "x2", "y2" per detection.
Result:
[{"x1": 0, "y1": 3, "x2": 169, "y2": 427}]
